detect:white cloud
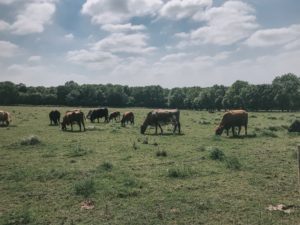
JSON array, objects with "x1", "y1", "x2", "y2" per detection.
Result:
[
  {"x1": 160, "y1": 53, "x2": 189, "y2": 62},
  {"x1": 11, "y1": 2, "x2": 56, "y2": 35},
  {"x1": 64, "y1": 33, "x2": 74, "y2": 40},
  {"x1": 159, "y1": 0, "x2": 212, "y2": 21},
  {"x1": 0, "y1": 20, "x2": 10, "y2": 31},
  {"x1": 92, "y1": 32, "x2": 156, "y2": 54},
  {"x1": 81, "y1": 0, "x2": 163, "y2": 25},
  {"x1": 0, "y1": 0, "x2": 15, "y2": 4},
  {"x1": 28, "y1": 55, "x2": 41, "y2": 62},
  {"x1": 177, "y1": 0, "x2": 259, "y2": 46},
  {"x1": 245, "y1": 24, "x2": 300, "y2": 48},
  {"x1": 0, "y1": 40, "x2": 19, "y2": 58},
  {"x1": 101, "y1": 23, "x2": 146, "y2": 33}
]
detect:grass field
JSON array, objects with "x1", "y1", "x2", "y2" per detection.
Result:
[{"x1": 1, "y1": 106, "x2": 300, "y2": 225}]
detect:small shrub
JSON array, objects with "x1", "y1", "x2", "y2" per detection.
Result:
[
  {"x1": 250, "y1": 115, "x2": 257, "y2": 118},
  {"x1": 68, "y1": 145, "x2": 88, "y2": 157},
  {"x1": 74, "y1": 178, "x2": 96, "y2": 198},
  {"x1": 209, "y1": 148, "x2": 225, "y2": 161},
  {"x1": 156, "y1": 150, "x2": 167, "y2": 157},
  {"x1": 20, "y1": 135, "x2": 40, "y2": 146},
  {"x1": 167, "y1": 166, "x2": 192, "y2": 178},
  {"x1": 98, "y1": 162, "x2": 113, "y2": 171},
  {"x1": 225, "y1": 157, "x2": 242, "y2": 170},
  {"x1": 3, "y1": 208, "x2": 32, "y2": 225}
]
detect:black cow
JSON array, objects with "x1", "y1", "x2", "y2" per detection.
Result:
[
  {"x1": 288, "y1": 120, "x2": 300, "y2": 132},
  {"x1": 87, "y1": 108, "x2": 108, "y2": 123},
  {"x1": 140, "y1": 109, "x2": 180, "y2": 134},
  {"x1": 49, "y1": 110, "x2": 60, "y2": 125}
]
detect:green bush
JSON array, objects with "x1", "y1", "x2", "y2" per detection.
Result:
[
  {"x1": 167, "y1": 166, "x2": 192, "y2": 178},
  {"x1": 74, "y1": 178, "x2": 96, "y2": 198},
  {"x1": 98, "y1": 162, "x2": 113, "y2": 171},
  {"x1": 209, "y1": 148, "x2": 225, "y2": 161},
  {"x1": 156, "y1": 150, "x2": 167, "y2": 157}
]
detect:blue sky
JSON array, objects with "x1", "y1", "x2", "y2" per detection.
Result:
[{"x1": 0, "y1": 0, "x2": 299, "y2": 87}]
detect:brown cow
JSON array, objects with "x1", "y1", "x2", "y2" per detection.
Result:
[
  {"x1": 140, "y1": 109, "x2": 180, "y2": 134},
  {"x1": 215, "y1": 110, "x2": 248, "y2": 136},
  {"x1": 61, "y1": 110, "x2": 85, "y2": 131},
  {"x1": 0, "y1": 110, "x2": 11, "y2": 126},
  {"x1": 109, "y1": 111, "x2": 121, "y2": 122},
  {"x1": 121, "y1": 112, "x2": 134, "y2": 127}
]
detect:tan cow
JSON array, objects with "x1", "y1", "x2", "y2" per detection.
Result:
[
  {"x1": 215, "y1": 110, "x2": 248, "y2": 136},
  {"x1": 0, "y1": 110, "x2": 11, "y2": 126}
]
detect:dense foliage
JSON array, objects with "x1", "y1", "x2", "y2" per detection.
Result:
[{"x1": 0, "y1": 73, "x2": 299, "y2": 111}]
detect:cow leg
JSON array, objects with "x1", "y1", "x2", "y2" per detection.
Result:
[
  {"x1": 178, "y1": 122, "x2": 181, "y2": 134},
  {"x1": 238, "y1": 126, "x2": 241, "y2": 135},
  {"x1": 155, "y1": 124, "x2": 158, "y2": 134},
  {"x1": 71, "y1": 123, "x2": 73, "y2": 131},
  {"x1": 245, "y1": 125, "x2": 247, "y2": 136},
  {"x1": 226, "y1": 129, "x2": 229, "y2": 136},
  {"x1": 158, "y1": 124, "x2": 163, "y2": 134},
  {"x1": 78, "y1": 121, "x2": 81, "y2": 131},
  {"x1": 231, "y1": 127, "x2": 235, "y2": 136}
]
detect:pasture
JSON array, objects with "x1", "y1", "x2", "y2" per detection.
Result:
[{"x1": 0, "y1": 106, "x2": 300, "y2": 225}]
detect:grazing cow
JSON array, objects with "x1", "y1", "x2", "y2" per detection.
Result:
[
  {"x1": 288, "y1": 120, "x2": 300, "y2": 132},
  {"x1": 121, "y1": 112, "x2": 134, "y2": 127},
  {"x1": 215, "y1": 110, "x2": 248, "y2": 136},
  {"x1": 49, "y1": 110, "x2": 60, "y2": 125},
  {"x1": 140, "y1": 109, "x2": 181, "y2": 135},
  {"x1": 0, "y1": 110, "x2": 11, "y2": 126},
  {"x1": 109, "y1": 111, "x2": 121, "y2": 122},
  {"x1": 87, "y1": 108, "x2": 108, "y2": 123},
  {"x1": 61, "y1": 110, "x2": 85, "y2": 131}
]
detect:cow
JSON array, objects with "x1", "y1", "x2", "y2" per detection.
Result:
[
  {"x1": 109, "y1": 111, "x2": 121, "y2": 122},
  {"x1": 121, "y1": 112, "x2": 134, "y2": 127},
  {"x1": 87, "y1": 108, "x2": 108, "y2": 123},
  {"x1": 0, "y1": 110, "x2": 11, "y2": 126},
  {"x1": 49, "y1": 110, "x2": 60, "y2": 125},
  {"x1": 61, "y1": 110, "x2": 85, "y2": 131},
  {"x1": 140, "y1": 109, "x2": 181, "y2": 135},
  {"x1": 215, "y1": 110, "x2": 248, "y2": 136},
  {"x1": 288, "y1": 120, "x2": 300, "y2": 132}
]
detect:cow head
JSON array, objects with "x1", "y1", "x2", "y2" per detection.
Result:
[
  {"x1": 215, "y1": 126, "x2": 224, "y2": 135},
  {"x1": 61, "y1": 116, "x2": 69, "y2": 130},
  {"x1": 140, "y1": 125, "x2": 147, "y2": 134}
]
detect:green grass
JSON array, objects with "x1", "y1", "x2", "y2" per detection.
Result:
[{"x1": 1, "y1": 106, "x2": 300, "y2": 224}]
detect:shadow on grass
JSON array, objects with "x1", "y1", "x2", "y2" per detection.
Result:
[{"x1": 228, "y1": 134, "x2": 257, "y2": 139}]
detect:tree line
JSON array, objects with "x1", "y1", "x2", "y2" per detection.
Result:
[{"x1": 0, "y1": 73, "x2": 299, "y2": 111}]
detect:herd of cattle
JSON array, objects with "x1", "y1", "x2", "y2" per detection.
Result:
[{"x1": 1, "y1": 108, "x2": 300, "y2": 135}]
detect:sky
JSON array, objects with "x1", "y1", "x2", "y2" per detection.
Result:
[{"x1": 0, "y1": 0, "x2": 299, "y2": 88}]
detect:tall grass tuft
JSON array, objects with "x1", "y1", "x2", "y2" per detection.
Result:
[
  {"x1": 74, "y1": 178, "x2": 96, "y2": 198},
  {"x1": 209, "y1": 148, "x2": 225, "y2": 161},
  {"x1": 167, "y1": 166, "x2": 192, "y2": 178}
]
